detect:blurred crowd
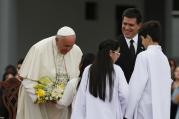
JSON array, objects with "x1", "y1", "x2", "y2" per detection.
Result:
[{"x1": 0, "y1": 58, "x2": 24, "y2": 119}]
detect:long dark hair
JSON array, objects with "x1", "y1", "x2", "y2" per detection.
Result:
[
  {"x1": 77, "y1": 53, "x2": 95, "y2": 89},
  {"x1": 89, "y1": 39, "x2": 120, "y2": 102}
]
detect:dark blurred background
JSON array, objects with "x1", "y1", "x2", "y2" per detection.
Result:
[{"x1": 0, "y1": 0, "x2": 178, "y2": 78}]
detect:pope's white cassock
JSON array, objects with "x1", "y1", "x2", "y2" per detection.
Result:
[
  {"x1": 125, "y1": 45, "x2": 172, "y2": 119},
  {"x1": 16, "y1": 36, "x2": 82, "y2": 119},
  {"x1": 71, "y1": 65, "x2": 129, "y2": 119}
]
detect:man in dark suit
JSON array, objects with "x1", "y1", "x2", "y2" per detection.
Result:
[{"x1": 116, "y1": 8, "x2": 145, "y2": 83}]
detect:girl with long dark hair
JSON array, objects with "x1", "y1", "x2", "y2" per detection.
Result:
[{"x1": 71, "y1": 39, "x2": 128, "y2": 119}]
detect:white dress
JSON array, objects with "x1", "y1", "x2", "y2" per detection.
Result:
[{"x1": 71, "y1": 64, "x2": 129, "y2": 119}]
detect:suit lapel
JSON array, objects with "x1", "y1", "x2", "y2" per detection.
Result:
[{"x1": 120, "y1": 35, "x2": 131, "y2": 54}]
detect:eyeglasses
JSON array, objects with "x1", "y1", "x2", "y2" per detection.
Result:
[{"x1": 112, "y1": 51, "x2": 120, "y2": 55}]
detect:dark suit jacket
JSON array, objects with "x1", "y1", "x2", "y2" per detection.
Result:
[{"x1": 115, "y1": 34, "x2": 144, "y2": 83}]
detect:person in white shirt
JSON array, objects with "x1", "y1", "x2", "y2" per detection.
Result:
[
  {"x1": 16, "y1": 26, "x2": 82, "y2": 119},
  {"x1": 125, "y1": 20, "x2": 172, "y2": 119},
  {"x1": 71, "y1": 39, "x2": 129, "y2": 119}
]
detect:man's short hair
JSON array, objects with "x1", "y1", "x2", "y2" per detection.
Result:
[
  {"x1": 122, "y1": 8, "x2": 142, "y2": 24},
  {"x1": 139, "y1": 20, "x2": 161, "y2": 43}
]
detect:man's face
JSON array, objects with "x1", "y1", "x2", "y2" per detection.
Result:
[
  {"x1": 122, "y1": 16, "x2": 141, "y2": 39},
  {"x1": 56, "y1": 36, "x2": 76, "y2": 54}
]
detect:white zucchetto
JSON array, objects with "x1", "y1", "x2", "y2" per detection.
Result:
[{"x1": 57, "y1": 26, "x2": 75, "y2": 36}]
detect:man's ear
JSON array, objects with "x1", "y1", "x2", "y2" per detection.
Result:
[{"x1": 138, "y1": 23, "x2": 142, "y2": 29}]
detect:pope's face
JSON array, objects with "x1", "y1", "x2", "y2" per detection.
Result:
[
  {"x1": 56, "y1": 36, "x2": 76, "y2": 54},
  {"x1": 122, "y1": 17, "x2": 141, "y2": 39}
]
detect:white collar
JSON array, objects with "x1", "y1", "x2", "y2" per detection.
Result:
[
  {"x1": 125, "y1": 34, "x2": 138, "y2": 45},
  {"x1": 147, "y1": 44, "x2": 161, "y2": 50}
]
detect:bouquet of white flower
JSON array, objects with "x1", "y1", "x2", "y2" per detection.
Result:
[{"x1": 33, "y1": 76, "x2": 65, "y2": 104}]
